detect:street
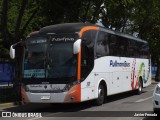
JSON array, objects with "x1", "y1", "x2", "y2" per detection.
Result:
[{"x1": 0, "y1": 83, "x2": 159, "y2": 120}]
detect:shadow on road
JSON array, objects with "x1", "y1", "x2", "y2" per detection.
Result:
[
  {"x1": 2, "y1": 90, "x2": 150, "y2": 117},
  {"x1": 3, "y1": 101, "x2": 94, "y2": 113},
  {"x1": 106, "y1": 90, "x2": 147, "y2": 103}
]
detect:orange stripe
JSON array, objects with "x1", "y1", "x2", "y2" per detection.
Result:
[
  {"x1": 79, "y1": 26, "x2": 99, "y2": 38},
  {"x1": 64, "y1": 84, "x2": 81, "y2": 102},
  {"x1": 77, "y1": 47, "x2": 81, "y2": 80},
  {"x1": 72, "y1": 26, "x2": 99, "y2": 102}
]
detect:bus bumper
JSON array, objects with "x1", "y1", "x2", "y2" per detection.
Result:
[
  {"x1": 25, "y1": 92, "x2": 67, "y2": 103},
  {"x1": 22, "y1": 84, "x2": 81, "y2": 103}
]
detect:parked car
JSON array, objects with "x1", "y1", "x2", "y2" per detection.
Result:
[{"x1": 153, "y1": 82, "x2": 160, "y2": 114}]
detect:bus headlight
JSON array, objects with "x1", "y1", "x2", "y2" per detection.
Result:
[
  {"x1": 155, "y1": 85, "x2": 160, "y2": 94},
  {"x1": 63, "y1": 81, "x2": 79, "y2": 92}
]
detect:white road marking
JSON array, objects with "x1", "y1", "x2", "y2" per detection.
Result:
[{"x1": 135, "y1": 96, "x2": 152, "y2": 103}]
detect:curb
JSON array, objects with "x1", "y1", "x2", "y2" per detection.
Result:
[
  {"x1": 0, "y1": 102, "x2": 15, "y2": 109},
  {"x1": 152, "y1": 80, "x2": 159, "y2": 84},
  {"x1": 0, "y1": 101, "x2": 22, "y2": 109}
]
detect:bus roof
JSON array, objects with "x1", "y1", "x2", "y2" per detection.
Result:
[
  {"x1": 29, "y1": 22, "x2": 147, "y2": 44},
  {"x1": 100, "y1": 28, "x2": 148, "y2": 44},
  {"x1": 39, "y1": 23, "x2": 94, "y2": 34}
]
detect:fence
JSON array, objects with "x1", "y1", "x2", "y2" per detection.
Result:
[
  {"x1": 0, "y1": 62, "x2": 20, "y2": 103},
  {"x1": 0, "y1": 86, "x2": 20, "y2": 103}
]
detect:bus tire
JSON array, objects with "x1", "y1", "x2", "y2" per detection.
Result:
[
  {"x1": 94, "y1": 83, "x2": 105, "y2": 106},
  {"x1": 136, "y1": 79, "x2": 143, "y2": 95}
]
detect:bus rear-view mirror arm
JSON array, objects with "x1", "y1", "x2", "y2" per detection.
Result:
[{"x1": 73, "y1": 39, "x2": 81, "y2": 54}]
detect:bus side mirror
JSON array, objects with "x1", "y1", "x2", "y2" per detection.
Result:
[
  {"x1": 9, "y1": 41, "x2": 25, "y2": 59},
  {"x1": 10, "y1": 45, "x2": 15, "y2": 59},
  {"x1": 73, "y1": 39, "x2": 81, "y2": 54}
]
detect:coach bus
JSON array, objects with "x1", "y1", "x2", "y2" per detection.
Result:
[{"x1": 10, "y1": 23, "x2": 151, "y2": 105}]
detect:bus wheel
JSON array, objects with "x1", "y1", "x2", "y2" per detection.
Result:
[
  {"x1": 94, "y1": 84, "x2": 105, "y2": 106},
  {"x1": 136, "y1": 80, "x2": 143, "y2": 95}
]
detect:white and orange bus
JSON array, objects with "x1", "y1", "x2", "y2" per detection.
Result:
[{"x1": 10, "y1": 23, "x2": 151, "y2": 105}]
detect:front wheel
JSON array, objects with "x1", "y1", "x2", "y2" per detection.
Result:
[{"x1": 94, "y1": 84, "x2": 105, "y2": 106}]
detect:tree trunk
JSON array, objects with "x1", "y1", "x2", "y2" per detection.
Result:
[
  {"x1": 15, "y1": 0, "x2": 28, "y2": 42},
  {"x1": 21, "y1": 8, "x2": 38, "y2": 36}
]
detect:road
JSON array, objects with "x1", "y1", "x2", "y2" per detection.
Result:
[{"x1": 0, "y1": 83, "x2": 159, "y2": 120}]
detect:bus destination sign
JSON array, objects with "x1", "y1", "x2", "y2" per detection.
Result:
[
  {"x1": 51, "y1": 34, "x2": 76, "y2": 43},
  {"x1": 27, "y1": 37, "x2": 47, "y2": 45}
]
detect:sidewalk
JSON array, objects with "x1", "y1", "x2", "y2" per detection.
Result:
[
  {"x1": 0, "y1": 101, "x2": 24, "y2": 109},
  {"x1": 0, "y1": 102, "x2": 15, "y2": 109},
  {"x1": 152, "y1": 79, "x2": 159, "y2": 84}
]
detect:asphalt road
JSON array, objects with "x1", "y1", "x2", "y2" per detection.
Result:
[{"x1": 0, "y1": 83, "x2": 159, "y2": 120}]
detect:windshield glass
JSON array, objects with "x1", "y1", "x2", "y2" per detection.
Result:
[
  {"x1": 47, "y1": 35, "x2": 77, "y2": 78},
  {"x1": 23, "y1": 37, "x2": 47, "y2": 78},
  {"x1": 23, "y1": 34, "x2": 78, "y2": 79}
]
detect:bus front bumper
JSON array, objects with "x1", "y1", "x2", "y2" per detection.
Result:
[{"x1": 25, "y1": 92, "x2": 67, "y2": 103}]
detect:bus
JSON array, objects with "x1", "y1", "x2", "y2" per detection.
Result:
[{"x1": 10, "y1": 23, "x2": 151, "y2": 105}]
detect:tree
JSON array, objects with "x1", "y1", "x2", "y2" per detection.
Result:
[
  {"x1": 99, "y1": 0, "x2": 160, "y2": 81},
  {"x1": 131, "y1": 0, "x2": 160, "y2": 81},
  {"x1": 1, "y1": 0, "x2": 160, "y2": 81}
]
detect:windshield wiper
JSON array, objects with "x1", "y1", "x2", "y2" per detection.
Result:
[{"x1": 31, "y1": 74, "x2": 36, "y2": 79}]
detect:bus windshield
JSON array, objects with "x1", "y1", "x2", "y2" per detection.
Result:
[
  {"x1": 23, "y1": 37, "x2": 47, "y2": 78},
  {"x1": 48, "y1": 42, "x2": 77, "y2": 78},
  {"x1": 23, "y1": 34, "x2": 77, "y2": 79}
]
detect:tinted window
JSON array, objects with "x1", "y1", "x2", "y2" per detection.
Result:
[
  {"x1": 108, "y1": 34, "x2": 118, "y2": 56},
  {"x1": 81, "y1": 30, "x2": 96, "y2": 80},
  {"x1": 48, "y1": 41, "x2": 77, "y2": 78},
  {"x1": 116, "y1": 36, "x2": 129, "y2": 57},
  {"x1": 95, "y1": 31, "x2": 149, "y2": 58},
  {"x1": 82, "y1": 30, "x2": 97, "y2": 47},
  {"x1": 24, "y1": 37, "x2": 47, "y2": 70},
  {"x1": 96, "y1": 31, "x2": 109, "y2": 57},
  {"x1": 139, "y1": 43, "x2": 150, "y2": 58},
  {"x1": 81, "y1": 45, "x2": 94, "y2": 80},
  {"x1": 128, "y1": 40, "x2": 149, "y2": 58}
]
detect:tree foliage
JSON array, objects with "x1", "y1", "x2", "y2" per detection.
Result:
[{"x1": 0, "y1": 0, "x2": 160, "y2": 79}]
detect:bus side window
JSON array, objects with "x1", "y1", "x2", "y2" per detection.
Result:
[
  {"x1": 109, "y1": 35, "x2": 117, "y2": 56},
  {"x1": 116, "y1": 36, "x2": 126, "y2": 57},
  {"x1": 140, "y1": 43, "x2": 149, "y2": 59},
  {"x1": 81, "y1": 45, "x2": 94, "y2": 80},
  {"x1": 81, "y1": 30, "x2": 95, "y2": 80},
  {"x1": 82, "y1": 30, "x2": 97, "y2": 47},
  {"x1": 128, "y1": 40, "x2": 136, "y2": 57},
  {"x1": 96, "y1": 31, "x2": 109, "y2": 57}
]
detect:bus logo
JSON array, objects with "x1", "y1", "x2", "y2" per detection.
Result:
[{"x1": 110, "y1": 60, "x2": 130, "y2": 67}]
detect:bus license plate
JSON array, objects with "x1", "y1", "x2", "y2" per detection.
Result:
[{"x1": 41, "y1": 96, "x2": 50, "y2": 100}]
